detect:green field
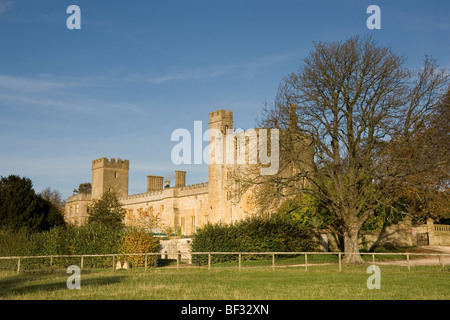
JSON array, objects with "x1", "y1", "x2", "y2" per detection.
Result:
[{"x1": 0, "y1": 265, "x2": 448, "y2": 300}]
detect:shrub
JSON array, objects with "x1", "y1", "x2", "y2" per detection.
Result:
[
  {"x1": 71, "y1": 223, "x2": 123, "y2": 255},
  {"x1": 0, "y1": 228, "x2": 29, "y2": 256},
  {"x1": 0, "y1": 224, "x2": 123, "y2": 256},
  {"x1": 191, "y1": 215, "x2": 318, "y2": 263},
  {"x1": 119, "y1": 229, "x2": 161, "y2": 267}
]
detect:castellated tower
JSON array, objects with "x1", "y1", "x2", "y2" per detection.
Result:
[
  {"x1": 91, "y1": 157, "x2": 129, "y2": 200},
  {"x1": 208, "y1": 110, "x2": 233, "y2": 223}
]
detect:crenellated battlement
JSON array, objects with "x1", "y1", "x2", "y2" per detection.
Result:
[
  {"x1": 92, "y1": 157, "x2": 129, "y2": 169},
  {"x1": 183, "y1": 182, "x2": 208, "y2": 190},
  {"x1": 120, "y1": 189, "x2": 164, "y2": 201},
  {"x1": 209, "y1": 109, "x2": 233, "y2": 124}
]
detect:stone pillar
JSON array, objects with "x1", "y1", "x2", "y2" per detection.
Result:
[{"x1": 427, "y1": 218, "x2": 435, "y2": 246}]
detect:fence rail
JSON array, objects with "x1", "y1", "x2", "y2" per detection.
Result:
[{"x1": 0, "y1": 251, "x2": 448, "y2": 273}]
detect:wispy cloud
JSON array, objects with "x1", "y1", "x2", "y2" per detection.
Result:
[
  {"x1": 395, "y1": 11, "x2": 450, "y2": 32},
  {"x1": 131, "y1": 51, "x2": 303, "y2": 84},
  {"x1": 0, "y1": 0, "x2": 13, "y2": 15},
  {"x1": 0, "y1": 74, "x2": 98, "y2": 93},
  {"x1": 141, "y1": 68, "x2": 224, "y2": 84},
  {"x1": 0, "y1": 73, "x2": 149, "y2": 116},
  {"x1": 0, "y1": 92, "x2": 149, "y2": 117}
]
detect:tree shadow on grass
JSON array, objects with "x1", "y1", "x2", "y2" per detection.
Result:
[{"x1": 0, "y1": 271, "x2": 126, "y2": 299}]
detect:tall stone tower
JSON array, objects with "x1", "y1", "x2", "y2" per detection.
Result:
[
  {"x1": 91, "y1": 157, "x2": 129, "y2": 200},
  {"x1": 208, "y1": 110, "x2": 233, "y2": 223}
]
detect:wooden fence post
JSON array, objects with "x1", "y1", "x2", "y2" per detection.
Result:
[
  {"x1": 145, "y1": 254, "x2": 148, "y2": 271},
  {"x1": 338, "y1": 253, "x2": 342, "y2": 272},
  {"x1": 208, "y1": 253, "x2": 211, "y2": 271},
  {"x1": 238, "y1": 254, "x2": 241, "y2": 272},
  {"x1": 272, "y1": 254, "x2": 275, "y2": 271},
  {"x1": 17, "y1": 257, "x2": 20, "y2": 274},
  {"x1": 406, "y1": 254, "x2": 410, "y2": 271},
  {"x1": 305, "y1": 253, "x2": 308, "y2": 271}
]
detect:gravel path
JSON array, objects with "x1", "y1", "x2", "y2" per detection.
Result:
[{"x1": 375, "y1": 246, "x2": 450, "y2": 267}]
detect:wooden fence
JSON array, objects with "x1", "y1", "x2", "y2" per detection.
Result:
[{"x1": 0, "y1": 251, "x2": 448, "y2": 273}]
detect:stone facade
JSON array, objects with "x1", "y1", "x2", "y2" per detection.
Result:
[
  {"x1": 411, "y1": 219, "x2": 450, "y2": 246},
  {"x1": 64, "y1": 109, "x2": 267, "y2": 234}
]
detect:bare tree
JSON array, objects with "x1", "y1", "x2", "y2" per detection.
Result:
[
  {"x1": 40, "y1": 187, "x2": 65, "y2": 210},
  {"x1": 130, "y1": 207, "x2": 167, "y2": 234},
  {"x1": 240, "y1": 36, "x2": 448, "y2": 264},
  {"x1": 383, "y1": 86, "x2": 450, "y2": 223}
]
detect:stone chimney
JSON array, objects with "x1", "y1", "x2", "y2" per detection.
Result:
[
  {"x1": 175, "y1": 171, "x2": 186, "y2": 188},
  {"x1": 147, "y1": 175, "x2": 163, "y2": 192}
]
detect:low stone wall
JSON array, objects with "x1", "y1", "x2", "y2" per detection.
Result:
[
  {"x1": 318, "y1": 218, "x2": 450, "y2": 251},
  {"x1": 160, "y1": 238, "x2": 192, "y2": 263},
  {"x1": 409, "y1": 219, "x2": 450, "y2": 246},
  {"x1": 433, "y1": 232, "x2": 450, "y2": 246}
]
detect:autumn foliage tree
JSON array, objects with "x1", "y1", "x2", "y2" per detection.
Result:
[
  {"x1": 246, "y1": 36, "x2": 448, "y2": 263},
  {"x1": 119, "y1": 229, "x2": 161, "y2": 267},
  {"x1": 384, "y1": 87, "x2": 450, "y2": 223}
]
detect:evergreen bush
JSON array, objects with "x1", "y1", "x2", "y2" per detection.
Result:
[{"x1": 191, "y1": 215, "x2": 318, "y2": 263}]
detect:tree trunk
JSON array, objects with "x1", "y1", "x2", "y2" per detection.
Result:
[{"x1": 342, "y1": 227, "x2": 365, "y2": 264}]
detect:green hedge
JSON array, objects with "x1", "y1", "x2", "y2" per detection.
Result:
[
  {"x1": 0, "y1": 224, "x2": 153, "y2": 257},
  {"x1": 191, "y1": 215, "x2": 318, "y2": 263},
  {"x1": 0, "y1": 224, "x2": 163, "y2": 270}
]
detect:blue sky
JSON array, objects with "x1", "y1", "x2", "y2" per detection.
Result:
[{"x1": 0, "y1": 0, "x2": 449, "y2": 199}]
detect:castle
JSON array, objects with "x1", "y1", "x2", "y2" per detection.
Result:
[{"x1": 64, "y1": 109, "x2": 277, "y2": 235}]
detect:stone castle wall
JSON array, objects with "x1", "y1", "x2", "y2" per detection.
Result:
[
  {"x1": 120, "y1": 182, "x2": 209, "y2": 235},
  {"x1": 65, "y1": 109, "x2": 276, "y2": 234}
]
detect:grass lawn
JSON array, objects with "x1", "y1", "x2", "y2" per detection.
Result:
[{"x1": 0, "y1": 265, "x2": 448, "y2": 300}]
